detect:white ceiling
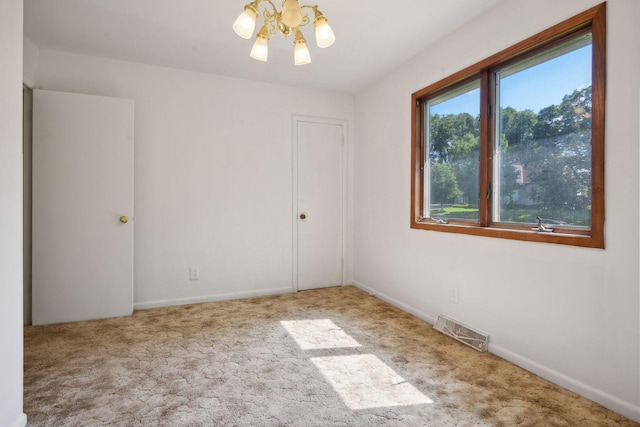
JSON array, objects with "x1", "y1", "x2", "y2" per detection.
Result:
[{"x1": 24, "y1": 0, "x2": 503, "y2": 94}]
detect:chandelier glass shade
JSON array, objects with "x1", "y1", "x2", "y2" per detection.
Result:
[
  {"x1": 249, "y1": 26, "x2": 270, "y2": 62},
  {"x1": 233, "y1": 0, "x2": 335, "y2": 65}
]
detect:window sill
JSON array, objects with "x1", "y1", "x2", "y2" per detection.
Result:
[{"x1": 410, "y1": 220, "x2": 603, "y2": 249}]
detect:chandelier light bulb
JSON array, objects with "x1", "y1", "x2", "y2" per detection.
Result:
[
  {"x1": 294, "y1": 30, "x2": 311, "y2": 65},
  {"x1": 250, "y1": 26, "x2": 270, "y2": 62},
  {"x1": 294, "y1": 42, "x2": 311, "y2": 65},
  {"x1": 281, "y1": 0, "x2": 303, "y2": 28},
  {"x1": 233, "y1": 4, "x2": 258, "y2": 39},
  {"x1": 314, "y1": 16, "x2": 335, "y2": 48},
  {"x1": 250, "y1": 37, "x2": 269, "y2": 61}
]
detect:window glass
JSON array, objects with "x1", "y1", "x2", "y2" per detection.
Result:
[
  {"x1": 494, "y1": 34, "x2": 593, "y2": 228},
  {"x1": 425, "y1": 80, "x2": 480, "y2": 222}
]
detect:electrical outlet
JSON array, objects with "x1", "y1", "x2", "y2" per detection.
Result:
[
  {"x1": 189, "y1": 267, "x2": 200, "y2": 281},
  {"x1": 449, "y1": 285, "x2": 459, "y2": 304}
]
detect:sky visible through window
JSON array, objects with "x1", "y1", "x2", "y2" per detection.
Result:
[{"x1": 431, "y1": 45, "x2": 591, "y2": 116}]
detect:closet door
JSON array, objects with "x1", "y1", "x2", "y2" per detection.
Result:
[
  {"x1": 294, "y1": 117, "x2": 346, "y2": 291},
  {"x1": 32, "y1": 90, "x2": 134, "y2": 325}
]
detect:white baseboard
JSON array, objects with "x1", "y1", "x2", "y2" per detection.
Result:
[
  {"x1": 350, "y1": 280, "x2": 438, "y2": 325},
  {"x1": 489, "y1": 344, "x2": 640, "y2": 423},
  {"x1": 349, "y1": 280, "x2": 640, "y2": 423},
  {"x1": 134, "y1": 287, "x2": 294, "y2": 310},
  {"x1": 8, "y1": 413, "x2": 27, "y2": 427}
]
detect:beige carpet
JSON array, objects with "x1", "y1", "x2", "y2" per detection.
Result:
[{"x1": 24, "y1": 286, "x2": 637, "y2": 426}]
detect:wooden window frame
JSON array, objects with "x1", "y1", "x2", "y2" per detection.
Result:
[{"x1": 411, "y1": 3, "x2": 606, "y2": 248}]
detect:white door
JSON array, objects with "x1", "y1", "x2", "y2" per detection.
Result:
[
  {"x1": 32, "y1": 90, "x2": 134, "y2": 325},
  {"x1": 294, "y1": 117, "x2": 346, "y2": 291}
]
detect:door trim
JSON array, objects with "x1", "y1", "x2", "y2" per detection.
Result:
[
  {"x1": 23, "y1": 85, "x2": 33, "y2": 325},
  {"x1": 292, "y1": 115, "x2": 348, "y2": 292}
]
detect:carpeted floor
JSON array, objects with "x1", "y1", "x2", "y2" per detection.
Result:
[{"x1": 24, "y1": 286, "x2": 637, "y2": 426}]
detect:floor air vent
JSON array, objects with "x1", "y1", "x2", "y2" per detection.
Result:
[{"x1": 433, "y1": 315, "x2": 489, "y2": 352}]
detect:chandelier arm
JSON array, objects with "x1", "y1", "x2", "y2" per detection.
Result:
[
  {"x1": 300, "y1": 4, "x2": 318, "y2": 27},
  {"x1": 260, "y1": 0, "x2": 279, "y2": 15},
  {"x1": 255, "y1": 0, "x2": 281, "y2": 36},
  {"x1": 262, "y1": 10, "x2": 277, "y2": 34},
  {"x1": 300, "y1": 5, "x2": 323, "y2": 27}
]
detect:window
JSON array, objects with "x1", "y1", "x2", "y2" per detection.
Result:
[{"x1": 411, "y1": 4, "x2": 605, "y2": 248}]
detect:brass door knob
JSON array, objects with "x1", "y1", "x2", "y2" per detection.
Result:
[
  {"x1": 299, "y1": 213, "x2": 306, "y2": 220},
  {"x1": 120, "y1": 215, "x2": 129, "y2": 224}
]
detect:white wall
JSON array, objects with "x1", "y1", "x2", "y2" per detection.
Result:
[
  {"x1": 354, "y1": 0, "x2": 640, "y2": 421},
  {"x1": 35, "y1": 50, "x2": 355, "y2": 308},
  {"x1": 0, "y1": 0, "x2": 27, "y2": 426}
]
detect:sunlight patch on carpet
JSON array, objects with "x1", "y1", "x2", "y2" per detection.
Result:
[
  {"x1": 281, "y1": 319, "x2": 361, "y2": 350},
  {"x1": 310, "y1": 354, "x2": 433, "y2": 410}
]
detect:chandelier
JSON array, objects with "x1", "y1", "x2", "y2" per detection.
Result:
[{"x1": 233, "y1": 0, "x2": 336, "y2": 65}]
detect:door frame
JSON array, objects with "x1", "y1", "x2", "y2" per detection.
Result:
[
  {"x1": 292, "y1": 115, "x2": 348, "y2": 292},
  {"x1": 23, "y1": 84, "x2": 33, "y2": 325}
]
